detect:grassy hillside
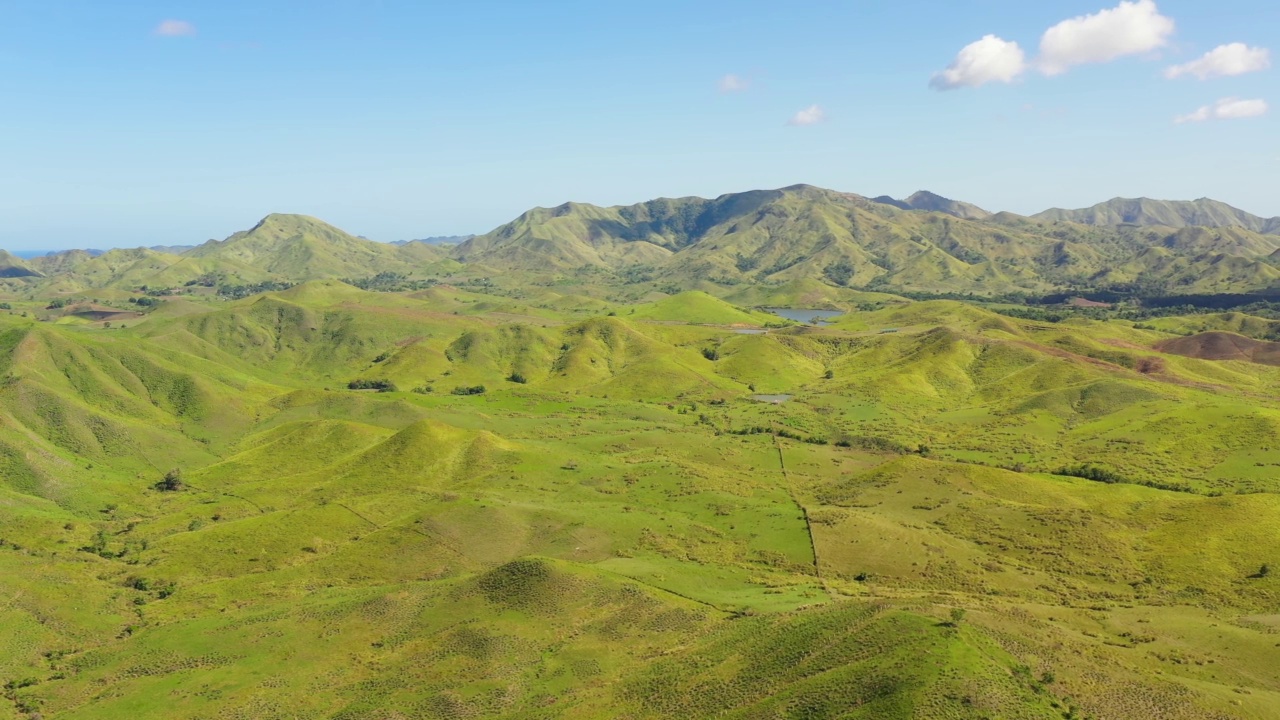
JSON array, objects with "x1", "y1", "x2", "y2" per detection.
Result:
[
  {"x1": 4, "y1": 225, "x2": 1280, "y2": 717},
  {"x1": 455, "y1": 185, "x2": 1280, "y2": 296}
]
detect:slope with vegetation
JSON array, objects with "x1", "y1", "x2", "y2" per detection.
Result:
[{"x1": 1, "y1": 193, "x2": 1279, "y2": 718}]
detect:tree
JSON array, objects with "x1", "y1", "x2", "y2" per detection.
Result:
[
  {"x1": 158, "y1": 468, "x2": 184, "y2": 492},
  {"x1": 949, "y1": 608, "x2": 966, "y2": 627},
  {"x1": 1261, "y1": 563, "x2": 1272, "y2": 578},
  {"x1": 823, "y1": 261, "x2": 855, "y2": 286}
]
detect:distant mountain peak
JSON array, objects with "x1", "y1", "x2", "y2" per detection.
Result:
[
  {"x1": 1033, "y1": 197, "x2": 1280, "y2": 234},
  {"x1": 871, "y1": 190, "x2": 992, "y2": 220}
]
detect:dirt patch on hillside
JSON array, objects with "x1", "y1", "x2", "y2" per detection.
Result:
[
  {"x1": 1068, "y1": 297, "x2": 1112, "y2": 308},
  {"x1": 1156, "y1": 331, "x2": 1280, "y2": 366}
]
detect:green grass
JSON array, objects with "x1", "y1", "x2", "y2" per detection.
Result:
[{"x1": 1, "y1": 281, "x2": 1280, "y2": 719}]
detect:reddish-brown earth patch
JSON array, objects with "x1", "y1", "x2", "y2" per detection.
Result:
[{"x1": 1156, "y1": 331, "x2": 1280, "y2": 366}]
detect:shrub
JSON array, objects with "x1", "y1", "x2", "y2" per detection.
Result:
[
  {"x1": 508, "y1": 372, "x2": 528, "y2": 384},
  {"x1": 451, "y1": 385, "x2": 487, "y2": 396},
  {"x1": 157, "y1": 468, "x2": 184, "y2": 492},
  {"x1": 701, "y1": 347, "x2": 719, "y2": 361}
]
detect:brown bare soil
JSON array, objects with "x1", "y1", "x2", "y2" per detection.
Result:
[{"x1": 1156, "y1": 331, "x2": 1280, "y2": 366}]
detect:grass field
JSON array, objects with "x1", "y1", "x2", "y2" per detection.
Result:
[{"x1": 0, "y1": 280, "x2": 1277, "y2": 719}]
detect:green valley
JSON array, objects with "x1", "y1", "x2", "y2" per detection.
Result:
[{"x1": 2, "y1": 192, "x2": 1280, "y2": 719}]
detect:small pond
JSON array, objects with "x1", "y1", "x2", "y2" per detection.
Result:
[
  {"x1": 751, "y1": 394, "x2": 794, "y2": 404},
  {"x1": 763, "y1": 308, "x2": 844, "y2": 325}
]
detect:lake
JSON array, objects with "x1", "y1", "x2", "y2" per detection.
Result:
[{"x1": 764, "y1": 308, "x2": 844, "y2": 325}]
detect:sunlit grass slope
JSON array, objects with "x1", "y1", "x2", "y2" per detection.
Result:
[{"x1": 1, "y1": 284, "x2": 1279, "y2": 719}]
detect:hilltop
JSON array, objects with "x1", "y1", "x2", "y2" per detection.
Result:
[
  {"x1": 871, "y1": 189, "x2": 992, "y2": 220},
  {"x1": 185, "y1": 213, "x2": 444, "y2": 279}
]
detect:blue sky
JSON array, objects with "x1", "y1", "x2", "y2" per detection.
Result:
[{"x1": 0, "y1": 0, "x2": 1275, "y2": 249}]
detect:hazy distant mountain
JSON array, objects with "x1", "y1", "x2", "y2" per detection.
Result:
[
  {"x1": 455, "y1": 184, "x2": 1280, "y2": 295},
  {"x1": 392, "y1": 235, "x2": 475, "y2": 246},
  {"x1": 1034, "y1": 198, "x2": 1280, "y2": 235},
  {"x1": 5, "y1": 189, "x2": 1280, "y2": 298},
  {"x1": 871, "y1": 190, "x2": 992, "y2": 220}
]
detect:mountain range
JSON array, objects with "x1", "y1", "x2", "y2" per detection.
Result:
[{"x1": 4, "y1": 187, "x2": 1280, "y2": 297}]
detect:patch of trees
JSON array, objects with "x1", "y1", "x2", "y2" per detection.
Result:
[
  {"x1": 823, "y1": 261, "x2": 855, "y2": 286},
  {"x1": 1055, "y1": 463, "x2": 1194, "y2": 493},
  {"x1": 217, "y1": 281, "x2": 294, "y2": 299},
  {"x1": 834, "y1": 435, "x2": 917, "y2": 455},
  {"x1": 451, "y1": 385, "x2": 487, "y2": 396},
  {"x1": 616, "y1": 265, "x2": 656, "y2": 284},
  {"x1": 725, "y1": 426, "x2": 828, "y2": 445},
  {"x1": 184, "y1": 273, "x2": 220, "y2": 287},
  {"x1": 128, "y1": 296, "x2": 161, "y2": 307},
  {"x1": 1055, "y1": 464, "x2": 1130, "y2": 484},
  {"x1": 344, "y1": 272, "x2": 438, "y2": 292},
  {"x1": 348, "y1": 379, "x2": 397, "y2": 392},
  {"x1": 45, "y1": 298, "x2": 67, "y2": 309}
]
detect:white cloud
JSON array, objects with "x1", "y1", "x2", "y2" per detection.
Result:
[
  {"x1": 930, "y1": 35, "x2": 1027, "y2": 90},
  {"x1": 718, "y1": 74, "x2": 749, "y2": 93},
  {"x1": 1037, "y1": 0, "x2": 1175, "y2": 76},
  {"x1": 154, "y1": 20, "x2": 196, "y2": 37},
  {"x1": 1165, "y1": 43, "x2": 1271, "y2": 80},
  {"x1": 787, "y1": 105, "x2": 827, "y2": 126},
  {"x1": 1175, "y1": 97, "x2": 1268, "y2": 123}
]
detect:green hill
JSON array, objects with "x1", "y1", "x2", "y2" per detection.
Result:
[
  {"x1": 185, "y1": 213, "x2": 441, "y2": 281},
  {"x1": 629, "y1": 291, "x2": 772, "y2": 325}
]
